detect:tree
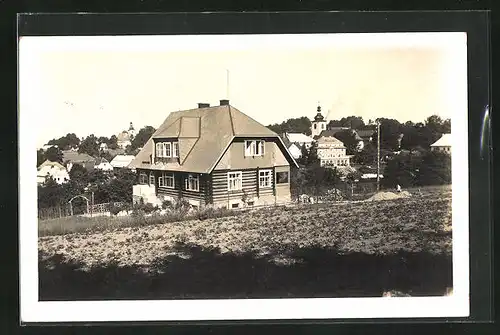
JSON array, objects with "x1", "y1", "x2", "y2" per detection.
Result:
[
  {"x1": 382, "y1": 153, "x2": 422, "y2": 189},
  {"x1": 372, "y1": 118, "x2": 403, "y2": 151},
  {"x1": 68, "y1": 163, "x2": 89, "y2": 189},
  {"x1": 416, "y1": 151, "x2": 451, "y2": 186},
  {"x1": 78, "y1": 135, "x2": 100, "y2": 157},
  {"x1": 297, "y1": 141, "x2": 318, "y2": 166},
  {"x1": 44, "y1": 146, "x2": 64, "y2": 163},
  {"x1": 37, "y1": 149, "x2": 46, "y2": 167},
  {"x1": 334, "y1": 129, "x2": 359, "y2": 154},
  {"x1": 37, "y1": 178, "x2": 65, "y2": 208},
  {"x1": 108, "y1": 135, "x2": 119, "y2": 150},
  {"x1": 352, "y1": 142, "x2": 377, "y2": 165},
  {"x1": 47, "y1": 133, "x2": 80, "y2": 150},
  {"x1": 130, "y1": 126, "x2": 156, "y2": 151},
  {"x1": 267, "y1": 117, "x2": 312, "y2": 136}
]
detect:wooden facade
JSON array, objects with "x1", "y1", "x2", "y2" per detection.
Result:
[{"x1": 136, "y1": 165, "x2": 290, "y2": 208}]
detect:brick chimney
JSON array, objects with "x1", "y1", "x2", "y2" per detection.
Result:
[
  {"x1": 220, "y1": 99, "x2": 229, "y2": 106},
  {"x1": 198, "y1": 103, "x2": 210, "y2": 108}
]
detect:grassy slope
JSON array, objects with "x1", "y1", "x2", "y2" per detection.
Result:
[{"x1": 38, "y1": 190, "x2": 452, "y2": 300}]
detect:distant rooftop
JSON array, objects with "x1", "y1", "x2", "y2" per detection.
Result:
[{"x1": 430, "y1": 133, "x2": 451, "y2": 147}]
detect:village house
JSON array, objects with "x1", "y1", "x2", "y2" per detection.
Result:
[
  {"x1": 110, "y1": 154, "x2": 136, "y2": 171},
  {"x1": 37, "y1": 160, "x2": 70, "y2": 185},
  {"x1": 128, "y1": 100, "x2": 298, "y2": 208},
  {"x1": 316, "y1": 135, "x2": 353, "y2": 168},
  {"x1": 430, "y1": 133, "x2": 451, "y2": 153},
  {"x1": 94, "y1": 157, "x2": 114, "y2": 172},
  {"x1": 280, "y1": 132, "x2": 315, "y2": 160},
  {"x1": 62, "y1": 150, "x2": 96, "y2": 172}
]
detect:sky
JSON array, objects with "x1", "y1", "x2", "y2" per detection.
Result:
[{"x1": 18, "y1": 33, "x2": 468, "y2": 148}]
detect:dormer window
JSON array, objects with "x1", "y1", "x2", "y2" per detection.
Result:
[
  {"x1": 245, "y1": 140, "x2": 265, "y2": 157},
  {"x1": 156, "y1": 141, "x2": 179, "y2": 158}
]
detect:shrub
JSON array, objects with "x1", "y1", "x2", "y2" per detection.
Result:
[
  {"x1": 109, "y1": 204, "x2": 122, "y2": 216},
  {"x1": 162, "y1": 200, "x2": 173, "y2": 210}
]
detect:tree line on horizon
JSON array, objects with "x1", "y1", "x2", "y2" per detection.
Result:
[
  {"x1": 37, "y1": 126, "x2": 157, "y2": 167},
  {"x1": 267, "y1": 114, "x2": 451, "y2": 153}
]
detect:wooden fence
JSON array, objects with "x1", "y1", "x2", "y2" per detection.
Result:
[{"x1": 38, "y1": 201, "x2": 127, "y2": 221}]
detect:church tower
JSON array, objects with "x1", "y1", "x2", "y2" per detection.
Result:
[
  {"x1": 310, "y1": 104, "x2": 327, "y2": 138},
  {"x1": 128, "y1": 122, "x2": 135, "y2": 138}
]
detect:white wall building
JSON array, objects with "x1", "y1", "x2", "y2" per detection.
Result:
[
  {"x1": 284, "y1": 132, "x2": 315, "y2": 149},
  {"x1": 316, "y1": 136, "x2": 353, "y2": 167},
  {"x1": 37, "y1": 160, "x2": 70, "y2": 185},
  {"x1": 94, "y1": 158, "x2": 114, "y2": 172},
  {"x1": 430, "y1": 133, "x2": 451, "y2": 153},
  {"x1": 287, "y1": 143, "x2": 303, "y2": 160}
]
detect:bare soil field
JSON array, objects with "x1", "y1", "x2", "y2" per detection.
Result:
[{"x1": 39, "y1": 188, "x2": 452, "y2": 300}]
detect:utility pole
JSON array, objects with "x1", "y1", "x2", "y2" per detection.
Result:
[{"x1": 377, "y1": 121, "x2": 381, "y2": 192}]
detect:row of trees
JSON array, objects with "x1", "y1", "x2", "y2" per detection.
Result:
[{"x1": 267, "y1": 114, "x2": 451, "y2": 154}]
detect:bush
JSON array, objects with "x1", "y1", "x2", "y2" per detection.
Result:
[
  {"x1": 109, "y1": 204, "x2": 122, "y2": 216},
  {"x1": 162, "y1": 200, "x2": 173, "y2": 210}
]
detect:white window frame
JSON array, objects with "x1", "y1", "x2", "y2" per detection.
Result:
[
  {"x1": 227, "y1": 171, "x2": 243, "y2": 191},
  {"x1": 156, "y1": 143, "x2": 163, "y2": 157},
  {"x1": 139, "y1": 172, "x2": 148, "y2": 184},
  {"x1": 149, "y1": 173, "x2": 155, "y2": 186},
  {"x1": 165, "y1": 142, "x2": 172, "y2": 157},
  {"x1": 185, "y1": 174, "x2": 199, "y2": 192},
  {"x1": 173, "y1": 142, "x2": 179, "y2": 158},
  {"x1": 244, "y1": 140, "x2": 265, "y2": 157},
  {"x1": 259, "y1": 169, "x2": 272, "y2": 188},
  {"x1": 164, "y1": 172, "x2": 175, "y2": 188}
]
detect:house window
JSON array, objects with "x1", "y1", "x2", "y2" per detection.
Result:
[
  {"x1": 165, "y1": 142, "x2": 172, "y2": 157},
  {"x1": 185, "y1": 174, "x2": 199, "y2": 191},
  {"x1": 149, "y1": 173, "x2": 155, "y2": 186},
  {"x1": 173, "y1": 142, "x2": 179, "y2": 157},
  {"x1": 228, "y1": 171, "x2": 243, "y2": 191},
  {"x1": 244, "y1": 140, "x2": 265, "y2": 157},
  {"x1": 139, "y1": 172, "x2": 148, "y2": 184},
  {"x1": 157, "y1": 143, "x2": 163, "y2": 157},
  {"x1": 314, "y1": 124, "x2": 317, "y2": 129},
  {"x1": 231, "y1": 203, "x2": 240, "y2": 209},
  {"x1": 259, "y1": 170, "x2": 272, "y2": 188},
  {"x1": 156, "y1": 142, "x2": 178, "y2": 158},
  {"x1": 276, "y1": 171, "x2": 289, "y2": 184},
  {"x1": 158, "y1": 172, "x2": 175, "y2": 188}
]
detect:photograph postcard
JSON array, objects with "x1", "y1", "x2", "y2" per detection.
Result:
[{"x1": 19, "y1": 17, "x2": 474, "y2": 323}]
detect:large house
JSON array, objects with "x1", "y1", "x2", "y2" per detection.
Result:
[
  {"x1": 430, "y1": 133, "x2": 451, "y2": 153},
  {"x1": 128, "y1": 100, "x2": 299, "y2": 208},
  {"x1": 37, "y1": 160, "x2": 70, "y2": 185},
  {"x1": 316, "y1": 135, "x2": 353, "y2": 168}
]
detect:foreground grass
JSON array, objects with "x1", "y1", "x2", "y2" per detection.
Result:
[{"x1": 39, "y1": 190, "x2": 452, "y2": 300}]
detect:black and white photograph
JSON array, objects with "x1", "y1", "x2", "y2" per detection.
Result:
[{"x1": 19, "y1": 24, "x2": 471, "y2": 322}]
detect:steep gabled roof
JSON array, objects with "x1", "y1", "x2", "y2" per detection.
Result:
[
  {"x1": 129, "y1": 104, "x2": 298, "y2": 173},
  {"x1": 431, "y1": 133, "x2": 452, "y2": 147},
  {"x1": 38, "y1": 160, "x2": 66, "y2": 171}
]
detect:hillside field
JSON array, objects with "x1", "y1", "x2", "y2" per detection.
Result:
[{"x1": 39, "y1": 186, "x2": 452, "y2": 300}]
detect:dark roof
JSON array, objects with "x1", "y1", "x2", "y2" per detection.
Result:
[
  {"x1": 62, "y1": 151, "x2": 96, "y2": 163},
  {"x1": 356, "y1": 129, "x2": 376, "y2": 138},
  {"x1": 129, "y1": 104, "x2": 298, "y2": 173}
]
